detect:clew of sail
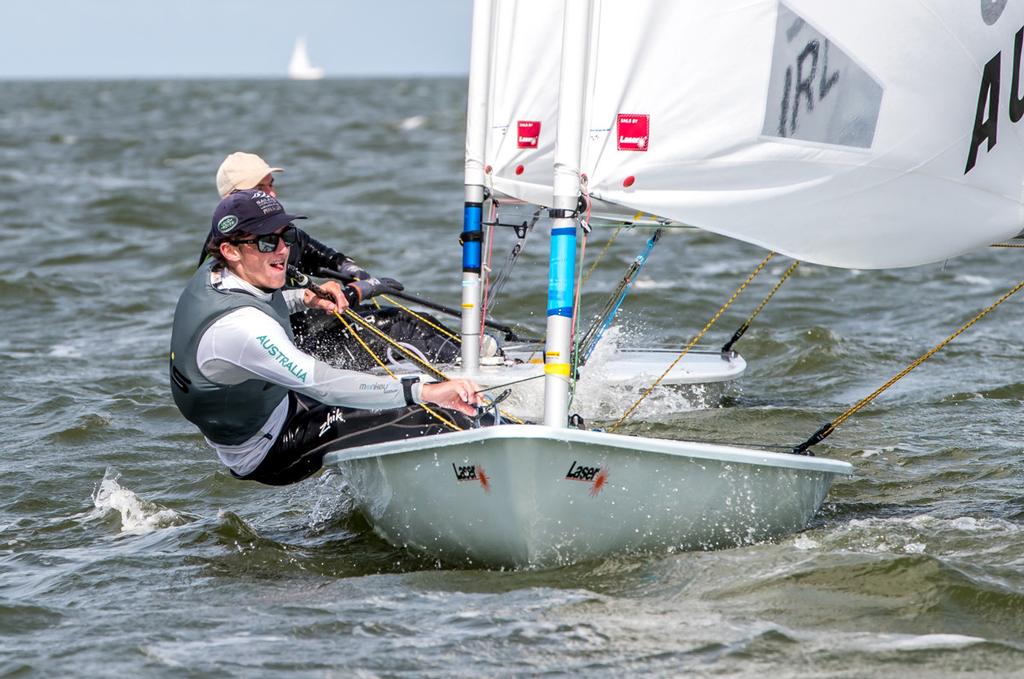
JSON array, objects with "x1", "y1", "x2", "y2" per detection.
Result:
[{"x1": 486, "y1": 0, "x2": 1024, "y2": 268}]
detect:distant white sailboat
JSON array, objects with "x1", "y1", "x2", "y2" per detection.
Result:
[{"x1": 288, "y1": 36, "x2": 324, "y2": 80}]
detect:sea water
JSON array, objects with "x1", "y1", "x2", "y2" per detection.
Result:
[{"x1": 2, "y1": 79, "x2": 1024, "y2": 677}]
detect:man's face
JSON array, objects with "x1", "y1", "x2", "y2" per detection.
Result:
[
  {"x1": 221, "y1": 226, "x2": 290, "y2": 290},
  {"x1": 253, "y1": 173, "x2": 277, "y2": 198}
]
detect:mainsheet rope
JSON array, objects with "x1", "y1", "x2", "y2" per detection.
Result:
[
  {"x1": 332, "y1": 309, "x2": 461, "y2": 431},
  {"x1": 330, "y1": 306, "x2": 526, "y2": 427},
  {"x1": 377, "y1": 294, "x2": 461, "y2": 344}
]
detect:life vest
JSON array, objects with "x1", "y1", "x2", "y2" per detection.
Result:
[{"x1": 169, "y1": 260, "x2": 293, "y2": 445}]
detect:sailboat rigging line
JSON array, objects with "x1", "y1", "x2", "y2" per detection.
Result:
[
  {"x1": 565, "y1": 189, "x2": 595, "y2": 409},
  {"x1": 337, "y1": 307, "x2": 528, "y2": 428},
  {"x1": 791, "y1": 277, "x2": 1024, "y2": 455},
  {"x1": 332, "y1": 311, "x2": 460, "y2": 431},
  {"x1": 609, "y1": 251, "x2": 777, "y2": 432},
  {"x1": 568, "y1": 217, "x2": 592, "y2": 353},
  {"x1": 332, "y1": 308, "x2": 448, "y2": 382},
  {"x1": 479, "y1": 199, "x2": 498, "y2": 341},
  {"x1": 482, "y1": 206, "x2": 544, "y2": 317},
  {"x1": 297, "y1": 267, "x2": 525, "y2": 424},
  {"x1": 577, "y1": 229, "x2": 663, "y2": 365},
  {"x1": 316, "y1": 266, "x2": 525, "y2": 340},
  {"x1": 472, "y1": 373, "x2": 545, "y2": 394},
  {"x1": 377, "y1": 295, "x2": 461, "y2": 344},
  {"x1": 721, "y1": 259, "x2": 800, "y2": 356}
]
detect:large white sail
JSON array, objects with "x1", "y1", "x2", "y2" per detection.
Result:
[{"x1": 487, "y1": 0, "x2": 1024, "y2": 269}]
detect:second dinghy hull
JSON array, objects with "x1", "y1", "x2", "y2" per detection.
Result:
[{"x1": 324, "y1": 425, "x2": 852, "y2": 568}]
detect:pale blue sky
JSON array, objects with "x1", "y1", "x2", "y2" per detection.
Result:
[{"x1": 1, "y1": 0, "x2": 472, "y2": 78}]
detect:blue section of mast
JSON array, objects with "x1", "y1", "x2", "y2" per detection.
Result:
[
  {"x1": 547, "y1": 226, "x2": 577, "y2": 317},
  {"x1": 462, "y1": 203, "x2": 482, "y2": 272}
]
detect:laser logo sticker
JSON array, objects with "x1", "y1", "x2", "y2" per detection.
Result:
[
  {"x1": 517, "y1": 120, "x2": 540, "y2": 148},
  {"x1": 616, "y1": 114, "x2": 649, "y2": 151},
  {"x1": 452, "y1": 463, "x2": 490, "y2": 492},
  {"x1": 565, "y1": 460, "x2": 609, "y2": 496}
]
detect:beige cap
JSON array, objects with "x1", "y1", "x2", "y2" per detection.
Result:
[{"x1": 215, "y1": 152, "x2": 284, "y2": 198}]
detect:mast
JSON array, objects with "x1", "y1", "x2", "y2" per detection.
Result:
[
  {"x1": 543, "y1": 0, "x2": 592, "y2": 427},
  {"x1": 460, "y1": 0, "x2": 495, "y2": 376}
]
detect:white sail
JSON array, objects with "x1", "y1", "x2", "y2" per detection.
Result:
[
  {"x1": 288, "y1": 36, "x2": 325, "y2": 80},
  {"x1": 487, "y1": 0, "x2": 1024, "y2": 269},
  {"x1": 484, "y1": 1, "x2": 563, "y2": 208}
]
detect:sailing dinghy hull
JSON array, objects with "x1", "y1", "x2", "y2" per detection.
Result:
[{"x1": 324, "y1": 424, "x2": 852, "y2": 568}]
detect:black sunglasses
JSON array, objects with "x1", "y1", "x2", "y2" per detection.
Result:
[{"x1": 233, "y1": 225, "x2": 298, "y2": 253}]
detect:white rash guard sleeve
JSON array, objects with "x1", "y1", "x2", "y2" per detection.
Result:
[{"x1": 197, "y1": 306, "x2": 408, "y2": 409}]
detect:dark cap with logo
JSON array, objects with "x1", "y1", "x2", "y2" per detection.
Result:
[{"x1": 209, "y1": 189, "x2": 306, "y2": 243}]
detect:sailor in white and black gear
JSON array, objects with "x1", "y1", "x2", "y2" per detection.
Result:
[
  {"x1": 203, "y1": 151, "x2": 480, "y2": 369},
  {"x1": 170, "y1": 189, "x2": 484, "y2": 485}
]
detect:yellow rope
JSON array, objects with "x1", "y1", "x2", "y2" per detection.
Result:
[
  {"x1": 991, "y1": 242, "x2": 1024, "y2": 248},
  {"x1": 581, "y1": 226, "x2": 623, "y2": 287},
  {"x1": 719, "y1": 258, "x2": 800, "y2": 353},
  {"x1": 610, "y1": 251, "x2": 777, "y2": 432},
  {"x1": 335, "y1": 308, "x2": 447, "y2": 380},
  {"x1": 377, "y1": 294, "x2": 461, "y2": 343},
  {"x1": 744, "y1": 260, "x2": 800, "y2": 329},
  {"x1": 808, "y1": 277, "x2": 1024, "y2": 442},
  {"x1": 333, "y1": 310, "x2": 460, "y2": 431},
  {"x1": 333, "y1": 307, "x2": 525, "y2": 426}
]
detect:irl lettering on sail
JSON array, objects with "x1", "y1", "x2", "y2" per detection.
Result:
[{"x1": 255, "y1": 335, "x2": 308, "y2": 382}]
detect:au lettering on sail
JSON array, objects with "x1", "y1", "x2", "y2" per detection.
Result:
[{"x1": 965, "y1": 27, "x2": 1024, "y2": 174}]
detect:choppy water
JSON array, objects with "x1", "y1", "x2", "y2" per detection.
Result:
[{"x1": 2, "y1": 79, "x2": 1024, "y2": 677}]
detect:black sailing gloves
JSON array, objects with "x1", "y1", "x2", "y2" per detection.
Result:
[
  {"x1": 292, "y1": 231, "x2": 373, "y2": 282},
  {"x1": 290, "y1": 228, "x2": 403, "y2": 302},
  {"x1": 348, "y1": 277, "x2": 404, "y2": 302},
  {"x1": 334, "y1": 256, "x2": 371, "y2": 282}
]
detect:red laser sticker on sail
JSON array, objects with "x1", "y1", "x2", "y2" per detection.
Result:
[
  {"x1": 617, "y1": 114, "x2": 650, "y2": 151},
  {"x1": 517, "y1": 120, "x2": 541, "y2": 148}
]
